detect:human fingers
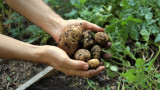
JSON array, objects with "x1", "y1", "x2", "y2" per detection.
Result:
[
  {"x1": 66, "y1": 20, "x2": 104, "y2": 32},
  {"x1": 60, "y1": 59, "x2": 89, "y2": 70},
  {"x1": 64, "y1": 66, "x2": 105, "y2": 77},
  {"x1": 81, "y1": 20, "x2": 104, "y2": 32}
]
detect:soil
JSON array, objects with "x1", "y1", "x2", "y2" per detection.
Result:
[
  {"x1": 27, "y1": 70, "x2": 117, "y2": 90},
  {"x1": 0, "y1": 60, "x2": 47, "y2": 90}
]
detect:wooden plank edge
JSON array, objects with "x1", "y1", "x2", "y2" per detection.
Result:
[{"x1": 16, "y1": 66, "x2": 55, "y2": 90}]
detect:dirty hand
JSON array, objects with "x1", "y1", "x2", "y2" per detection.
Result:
[{"x1": 40, "y1": 45, "x2": 105, "y2": 77}]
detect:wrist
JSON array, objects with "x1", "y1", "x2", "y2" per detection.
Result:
[
  {"x1": 30, "y1": 45, "x2": 54, "y2": 65},
  {"x1": 28, "y1": 45, "x2": 46, "y2": 63},
  {"x1": 43, "y1": 16, "x2": 66, "y2": 42}
]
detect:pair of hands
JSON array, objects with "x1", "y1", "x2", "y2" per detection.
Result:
[
  {"x1": 42, "y1": 20, "x2": 111, "y2": 77},
  {"x1": 3, "y1": 0, "x2": 110, "y2": 77}
]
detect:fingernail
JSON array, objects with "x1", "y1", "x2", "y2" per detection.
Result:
[{"x1": 83, "y1": 65, "x2": 89, "y2": 70}]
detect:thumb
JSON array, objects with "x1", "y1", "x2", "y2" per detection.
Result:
[{"x1": 67, "y1": 59, "x2": 89, "y2": 70}]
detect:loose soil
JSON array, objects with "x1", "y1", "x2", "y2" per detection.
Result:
[
  {"x1": 0, "y1": 60, "x2": 46, "y2": 90},
  {"x1": 27, "y1": 70, "x2": 117, "y2": 90}
]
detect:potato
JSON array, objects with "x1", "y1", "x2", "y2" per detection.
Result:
[
  {"x1": 74, "y1": 49, "x2": 91, "y2": 61},
  {"x1": 81, "y1": 30, "x2": 94, "y2": 49},
  {"x1": 94, "y1": 32, "x2": 109, "y2": 46},
  {"x1": 87, "y1": 59, "x2": 100, "y2": 69},
  {"x1": 91, "y1": 45, "x2": 102, "y2": 59},
  {"x1": 58, "y1": 25, "x2": 83, "y2": 56}
]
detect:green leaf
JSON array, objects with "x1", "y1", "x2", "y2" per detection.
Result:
[
  {"x1": 135, "y1": 42, "x2": 141, "y2": 48},
  {"x1": 79, "y1": 0, "x2": 86, "y2": 4},
  {"x1": 140, "y1": 29, "x2": 150, "y2": 41},
  {"x1": 70, "y1": 0, "x2": 80, "y2": 8},
  {"x1": 154, "y1": 34, "x2": 160, "y2": 42},
  {"x1": 135, "y1": 58, "x2": 145, "y2": 68},
  {"x1": 64, "y1": 9, "x2": 78, "y2": 17},
  {"x1": 124, "y1": 46, "x2": 130, "y2": 56},
  {"x1": 105, "y1": 62, "x2": 110, "y2": 68},
  {"x1": 107, "y1": 6, "x2": 112, "y2": 12},
  {"x1": 149, "y1": 25, "x2": 159, "y2": 34},
  {"x1": 145, "y1": 12, "x2": 153, "y2": 20},
  {"x1": 110, "y1": 66, "x2": 118, "y2": 72},
  {"x1": 3, "y1": 19, "x2": 14, "y2": 25},
  {"x1": 107, "y1": 69, "x2": 115, "y2": 78},
  {"x1": 121, "y1": 69, "x2": 137, "y2": 82},
  {"x1": 155, "y1": 74, "x2": 160, "y2": 78},
  {"x1": 130, "y1": 29, "x2": 138, "y2": 40},
  {"x1": 7, "y1": 77, "x2": 11, "y2": 82}
]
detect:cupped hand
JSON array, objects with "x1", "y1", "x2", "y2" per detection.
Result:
[
  {"x1": 41, "y1": 45, "x2": 105, "y2": 77},
  {"x1": 47, "y1": 19, "x2": 112, "y2": 77}
]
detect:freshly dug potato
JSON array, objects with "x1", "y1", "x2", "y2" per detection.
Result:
[
  {"x1": 94, "y1": 32, "x2": 109, "y2": 46},
  {"x1": 81, "y1": 30, "x2": 94, "y2": 49},
  {"x1": 87, "y1": 59, "x2": 100, "y2": 69},
  {"x1": 74, "y1": 49, "x2": 91, "y2": 61},
  {"x1": 58, "y1": 25, "x2": 83, "y2": 56},
  {"x1": 91, "y1": 45, "x2": 102, "y2": 59}
]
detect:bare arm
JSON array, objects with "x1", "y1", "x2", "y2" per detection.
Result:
[
  {"x1": 0, "y1": 34, "x2": 41, "y2": 62},
  {"x1": 4, "y1": 0, "x2": 65, "y2": 42},
  {"x1": 0, "y1": 34, "x2": 105, "y2": 77}
]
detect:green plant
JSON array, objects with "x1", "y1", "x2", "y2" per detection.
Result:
[
  {"x1": 3, "y1": 10, "x2": 51, "y2": 44},
  {"x1": 63, "y1": 0, "x2": 160, "y2": 89}
]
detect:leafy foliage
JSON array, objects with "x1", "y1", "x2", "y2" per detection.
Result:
[
  {"x1": 62, "y1": 0, "x2": 160, "y2": 89},
  {"x1": 2, "y1": 7, "x2": 51, "y2": 44},
  {"x1": 1, "y1": 0, "x2": 160, "y2": 89}
]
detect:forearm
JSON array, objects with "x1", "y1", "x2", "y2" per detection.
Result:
[
  {"x1": 4, "y1": 0, "x2": 65, "y2": 40},
  {"x1": 0, "y1": 34, "x2": 43, "y2": 63}
]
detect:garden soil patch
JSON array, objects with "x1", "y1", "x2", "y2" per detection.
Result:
[
  {"x1": 27, "y1": 70, "x2": 117, "y2": 90},
  {"x1": 0, "y1": 60, "x2": 46, "y2": 90}
]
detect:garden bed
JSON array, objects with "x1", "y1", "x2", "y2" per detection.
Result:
[
  {"x1": 0, "y1": 60, "x2": 47, "y2": 90},
  {"x1": 27, "y1": 70, "x2": 117, "y2": 90}
]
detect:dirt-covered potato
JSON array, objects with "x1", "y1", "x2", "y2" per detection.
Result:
[
  {"x1": 74, "y1": 49, "x2": 91, "y2": 61},
  {"x1": 58, "y1": 25, "x2": 83, "y2": 56},
  {"x1": 91, "y1": 45, "x2": 102, "y2": 59},
  {"x1": 81, "y1": 30, "x2": 94, "y2": 49},
  {"x1": 94, "y1": 32, "x2": 109, "y2": 46},
  {"x1": 87, "y1": 59, "x2": 100, "y2": 69}
]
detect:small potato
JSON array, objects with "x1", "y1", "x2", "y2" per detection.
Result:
[
  {"x1": 74, "y1": 49, "x2": 91, "y2": 61},
  {"x1": 58, "y1": 25, "x2": 83, "y2": 56},
  {"x1": 94, "y1": 32, "x2": 109, "y2": 46},
  {"x1": 81, "y1": 30, "x2": 94, "y2": 49},
  {"x1": 91, "y1": 45, "x2": 102, "y2": 59},
  {"x1": 87, "y1": 59, "x2": 100, "y2": 69}
]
